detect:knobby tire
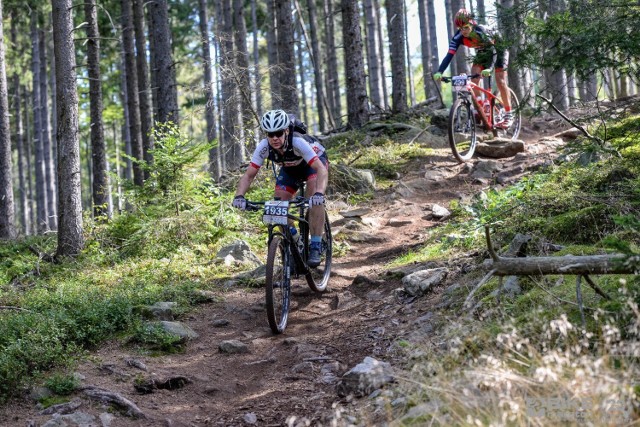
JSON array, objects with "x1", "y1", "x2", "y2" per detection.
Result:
[
  {"x1": 448, "y1": 98, "x2": 477, "y2": 162},
  {"x1": 265, "y1": 235, "x2": 291, "y2": 334},
  {"x1": 305, "y1": 211, "x2": 332, "y2": 293}
]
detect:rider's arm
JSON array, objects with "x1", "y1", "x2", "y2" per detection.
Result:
[
  {"x1": 235, "y1": 165, "x2": 259, "y2": 197},
  {"x1": 310, "y1": 160, "x2": 328, "y2": 195},
  {"x1": 235, "y1": 141, "x2": 268, "y2": 196},
  {"x1": 292, "y1": 136, "x2": 328, "y2": 194},
  {"x1": 437, "y1": 32, "x2": 463, "y2": 73}
]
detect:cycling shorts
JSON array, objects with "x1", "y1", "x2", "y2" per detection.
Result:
[
  {"x1": 474, "y1": 47, "x2": 509, "y2": 71},
  {"x1": 275, "y1": 153, "x2": 329, "y2": 194}
]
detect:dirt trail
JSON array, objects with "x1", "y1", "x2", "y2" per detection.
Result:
[{"x1": 2, "y1": 125, "x2": 567, "y2": 427}]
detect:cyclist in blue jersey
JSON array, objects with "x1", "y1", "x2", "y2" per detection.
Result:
[
  {"x1": 232, "y1": 109, "x2": 329, "y2": 267},
  {"x1": 433, "y1": 9, "x2": 514, "y2": 128}
]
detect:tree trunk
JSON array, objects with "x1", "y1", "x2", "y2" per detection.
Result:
[
  {"x1": 426, "y1": 0, "x2": 442, "y2": 107},
  {"x1": 403, "y1": 0, "x2": 415, "y2": 106},
  {"x1": 266, "y1": 0, "x2": 280, "y2": 104},
  {"x1": 0, "y1": 0, "x2": 15, "y2": 239},
  {"x1": 295, "y1": 24, "x2": 308, "y2": 124},
  {"x1": 306, "y1": 0, "x2": 327, "y2": 130},
  {"x1": 31, "y1": 10, "x2": 48, "y2": 233},
  {"x1": 52, "y1": 0, "x2": 84, "y2": 257},
  {"x1": 23, "y1": 85, "x2": 35, "y2": 234},
  {"x1": 341, "y1": 0, "x2": 369, "y2": 128},
  {"x1": 148, "y1": 0, "x2": 179, "y2": 125},
  {"x1": 133, "y1": 0, "x2": 153, "y2": 173},
  {"x1": 251, "y1": 0, "x2": 262, "y2": 119},
  {"x1": 198, "y1": 0, "x2": 220, "y2": 179},
  {"x1": 10, "y1": 16, "x2": 28, "y2": 235},
  {"x1": 39, "y1": 29, "x2": 56, "y2": 230},
  {"x1": 275, "y1": 0, "x2": 299, "y2": 114},
  {"x1": 119, "y1": 53, "x2": 133, "y2": 182},
  {"x1": 386, "y1": 0, "x2": 407, "y2": 113},
  {"x1": 218, "y1": 0, "x2": 241, "y2": 170},
  {"x1": 13, "y1": 78, "x2": 28, "y2": 235},
  {"x1": 450, "y1": 0, "x2": 468, "y2": 77},
  {"x1": 373, "y1": 0, "x2": 388, "y2": 110},
  {"x1": 444, "y1": 0, "x2": 455, "y2": 78},
  {"x1": 476, "y1": 0, "x2": 486, "y2": 24},
  {"x1": 363, "y1": 0, "x2": 383, "y2": 110},
  {"x1": 121, "y1": 0, "x2": 144, "y2": 186},
  {"x1": 233, "y1": 0, "x2": 252, "y2": 146},
  {"x1": 323, "y1": 0, "x2": 341, "y2": 125},
  {"x1": 84, "y1": 0, "x2": 111, "y2": 219},
  {"x1": 417, "y1": 0, "x2": 437, "y2": 101}
]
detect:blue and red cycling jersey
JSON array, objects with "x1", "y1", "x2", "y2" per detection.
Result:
[{"x1": 437, "y1": 25, "x2": 508, "y2": 73}]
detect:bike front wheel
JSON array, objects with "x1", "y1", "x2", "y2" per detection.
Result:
[
  {"x1": 448, "y1": 98, "x2": 477, "y2": 162},
  {"x1": 305, "y1": 211, "x2": 332, "y2": 293},
  {"x1": 493, "y1": 88, "x2": 521, "y2": 140},
  {"x1": 265, "y1": 235, "x2": 291, "y2": 334}
]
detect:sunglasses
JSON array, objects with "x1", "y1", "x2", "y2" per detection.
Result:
[{"x1": 267, "y1": 130, "x2": 285, "y2": 138}]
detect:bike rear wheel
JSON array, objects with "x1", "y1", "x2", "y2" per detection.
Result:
[
  {"x1": 265, "y1": 234, "x2": 291, "y2": 334},
  {"x1": 448, "y1": 98, "x2": 477, "y2": 162},
  {"x1": 305, "y1": 211, "x2": 332, "y2": 292},
  {"x1": 493, "y1": 88, "x2": 521, "y2": 140}
]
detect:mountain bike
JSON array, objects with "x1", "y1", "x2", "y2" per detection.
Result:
[
  {"x1": 441, "y1": 73, "x2": 521, "y2": 162},
  {"x1": 245, "y1": 191, "x2": 332, "y2": 334}
]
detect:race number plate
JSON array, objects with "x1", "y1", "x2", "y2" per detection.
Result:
[
  {"x1": 452, "y1": 76, "x2": 468, "y2": 91},
  {"x1": 263, "y1": 200, "x2": 289, "y2": 225}
]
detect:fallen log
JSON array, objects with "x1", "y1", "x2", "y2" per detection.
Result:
[
  {"x1": 465, "y1": 226, "x2": 636, "y2": 309},
  {"x1": 487, "y1": 253, "x2": 631, "y2": 275},
  {"x1": 483, "y1": 226, "x2": 634, "y2": 275}
]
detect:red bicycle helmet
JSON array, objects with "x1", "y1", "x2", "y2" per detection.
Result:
[{"x1": 454, "y1": 9, "x2": 475, "y2": 28}]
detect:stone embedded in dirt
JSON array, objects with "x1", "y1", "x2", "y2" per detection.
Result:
[
  {"x1": 475, "y1": 139, "x2": 525, "y2": 158},
  {"x1": 214, "y1": 240, "x2": 262, "y2": 267},
  {"x1": 336, "y1": 356, "x2": 394, "y2": 397},
  {"x1": 471, "y1": 159, "x2": 503, "y2": 179},
  {"x1": 496, "y1": 165, "x2": 526, "y2": 184},
  {"x1": 125, "y1": 358, "x2": 148, "y2": 371},
  {"x1": 431, "y1": 204, "x2": 451, "y2": 219},
  {"x1": 339, "y1": 208, "x2": 372, "y2": 218},
  {"x1": 553, "y1": 127, "x2": 582, "y2": 140},
  {"x1": 244, "y1": 412, "x2": 258, "y2": 424},
  {"x1": 346, "y1": 232, "x2": 386, "y2": 244},
  {"x1": 218, "y1": 339, "x2": 249, "y2": 354},
  {"x1": 144, "y1": 301, "x2": 177, "y2": 321},
  {"x1": 402, "y1": 268, "x2": 448, "y2": 297},
  {"x1": 212, "y1": 318, "x2": 230, "y2": 327},
  {"x1": 387, "y1": 217, "x2": 413, "y2": 227},
  {"x1": 40, "y1": 412, "x2": 97, "y2": 427},
  {"x1": 38, "y1": 399, "x2": 82, "y2": 416},
  {"x1": 156, "y1": 321, "x2": 199, "y2": 342}
]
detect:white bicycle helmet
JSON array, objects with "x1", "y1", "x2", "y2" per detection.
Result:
[{"x1": 260, "y1": 109, "x2": 290, "y2": 132}]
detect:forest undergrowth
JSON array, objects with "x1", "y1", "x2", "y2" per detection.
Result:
[{"x1": 0, "y1": 110, "x2": 638, "y2": 425}]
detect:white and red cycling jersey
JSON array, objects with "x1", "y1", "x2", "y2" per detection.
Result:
[{"x1": 249, "y1": 134, "x2": 326, "y2": 170}]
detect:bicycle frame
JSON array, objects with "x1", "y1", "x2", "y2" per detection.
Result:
[
  {"x1": 247, "y1": 196, "x2": 312, "y2": 277},
  {"x1": 448, "y1": 74, "x2": 504, "y2": 136}
]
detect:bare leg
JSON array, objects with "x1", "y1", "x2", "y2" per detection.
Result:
[
  {"x1": 304, "y1": 178, "x2": 325, "y2": 237},
  {"x1": 470, "y1": 64, "x2": 484, "y2": 100},
  {"x1": 495, "y1": 69, "x2": 512, "y2": 111}
]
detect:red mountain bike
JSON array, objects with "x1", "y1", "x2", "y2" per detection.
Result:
[{"x1": 442, "y1": 73, "x2": 521, "y2": 162}]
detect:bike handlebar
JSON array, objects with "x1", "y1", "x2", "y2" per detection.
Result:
[
  {"x1": 440, "y1": 73, "x2": 481, "y2": 83},
  {"x1": 245, "y1": 196, "x2": 308, "y2": 212}
]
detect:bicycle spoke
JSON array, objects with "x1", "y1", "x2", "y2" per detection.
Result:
[
  {"x1": 265, "y1": 236, "x2": 291, "y2": 333},
  {"x1": 448, "y1": 98, "x2": 477, "y2": 162},
  {"x1": 305, "y1": 212, "x2": 332, "y2": 292}
]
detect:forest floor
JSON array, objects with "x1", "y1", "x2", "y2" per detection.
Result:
[{"x1": 1, "y1": 118, "x2": 571, "y2": 427}]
